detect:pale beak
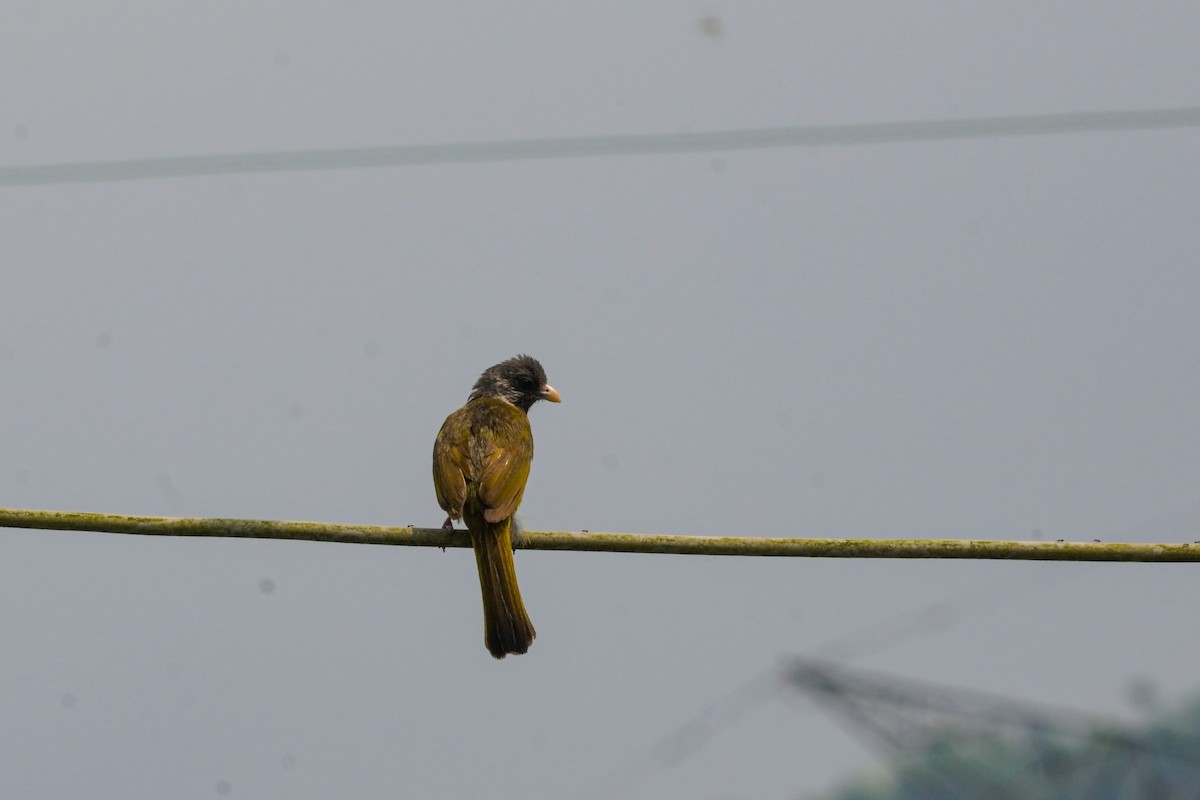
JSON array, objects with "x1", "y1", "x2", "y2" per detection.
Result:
[{"x1": 540, "y1": 384, "x2": 562, "y2": 403}]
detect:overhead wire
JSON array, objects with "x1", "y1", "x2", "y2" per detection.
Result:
[{"x1": 3, "y1": 106, "x2": 1199, "y2": 187}]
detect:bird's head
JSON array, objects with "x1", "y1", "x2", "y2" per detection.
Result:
[{"x1": 469, "y1": 354, "x2": 561, "y2": 412}]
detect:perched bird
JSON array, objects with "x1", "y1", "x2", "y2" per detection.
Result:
[{"x1": 432, "y1": 355, "x2": 560, "y2": 658}]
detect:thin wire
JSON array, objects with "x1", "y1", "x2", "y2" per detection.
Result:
[
  {"x1": 3, "y1": 106, "x2": 1199, "y2": 187},
  {"x1": 2, "y1": 507, "x2": 1198, "y2": 562},
  {"x1": 811, "y1": 564, "x2": 1080, "y2": 661},
  {"x1": 574, "y1": 670, "x2": 783, "y2": 800},
  {"x1": 573, "y1": 570, "x2": 1085, "y2": 799}
]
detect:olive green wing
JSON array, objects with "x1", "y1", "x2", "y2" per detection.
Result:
[
  {"x1": 432, "y1": 410, "x2": 471, "y2": 518},
  {"x1": 475, "y1": 424, "x2": 534, "y2": 524}
]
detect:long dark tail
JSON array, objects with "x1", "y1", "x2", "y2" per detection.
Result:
[{"x1": 470, "y1": 517, "x2": 535, "y2": 658}]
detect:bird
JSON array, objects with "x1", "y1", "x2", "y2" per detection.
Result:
[{"x1": 432, "y1": 355, "x2": 560, "y2": 658}]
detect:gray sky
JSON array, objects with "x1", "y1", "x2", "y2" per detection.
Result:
[{"x1": 3, "y1": 3, "x2": 1200, "y2": 798}]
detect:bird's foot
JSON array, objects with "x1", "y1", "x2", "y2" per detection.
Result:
[{"x1": 439, "y1": 517, "x2": 456, "y2": 551}]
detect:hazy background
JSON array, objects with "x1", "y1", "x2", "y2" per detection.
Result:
[{"x1": 3, "y1": 3, "x2": 1200, "y2": 798}]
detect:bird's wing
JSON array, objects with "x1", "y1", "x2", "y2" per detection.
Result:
[
  {"x1": 432, "y1": 413, "x2": 470, "y2": 517},
  {"x1": 476, "y1": 426, "x2": 533, "y2": 524}
]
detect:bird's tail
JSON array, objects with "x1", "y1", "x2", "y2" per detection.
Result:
[{"x1": 470, "y1": 517, "x2": 536, "y2": 658}]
